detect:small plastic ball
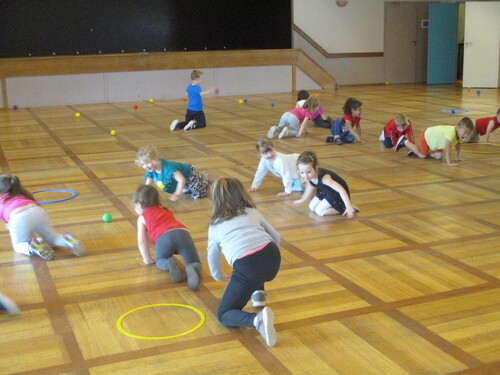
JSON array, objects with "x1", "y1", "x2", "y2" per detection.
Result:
[
  {"x1": 149, "y1": 98, "x2": 154, "y2": 103},
  {"x1": 13, "y1": 105, "x2": 18, "y2": 110},
  {"x1": 385, "y1": 81, "x2": 389, "y2": 85},
  {"x1": 271, "y1": 102, "x2": 275, "y2": 107},
  {"x1": 238, "y1": 99, "x2": 243, "y2": 104},
  {"x1": 313, "y1": 93, "x2": 319, "y2": 97},
  {"x1": 134, "y1": 104, "x2": 138, "y2": 109},
  {"x1": 102, "y1": 213, "x2": 112, "y2": 223},
  {"x1": 243, "y1": 98, "x2": 248, "y2": 103},
  {"x1": 467, "y1": 87, "x2": 471, "y2": 91},
  {"x1": 110, "y1": 130, "x2": 116, "y2": 135},
  {"x1": 451, "y1": 109, "x2": 456, "y2": 114},
  {"x1": 75, "y1": 112, "x2": 81, "y2": 118},
  {"x1": 183, "y1": 96, "x2": 187, "y2": 101},
  {"x1": 476, "y1": 90, "x2": 481, "y2": 95}
]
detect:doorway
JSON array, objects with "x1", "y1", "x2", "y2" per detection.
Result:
[{"x1": 384, "y1": 2, "x2": 429, "y2": 84}]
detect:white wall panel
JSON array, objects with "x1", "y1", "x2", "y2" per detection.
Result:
[
  {"x1": 296, "y1": 68, "x2": 322, "y2": 91},
  {"x1": 214, "y1": 66, "x2": 292, "y2": 96},
  {"x1": 6, "y1": 74, "x2": 106, "y2": 108}
]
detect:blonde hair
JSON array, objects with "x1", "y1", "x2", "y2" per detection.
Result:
[
  {"x1": 135, "y1": 145, "x2": 160, "y2": 167},
  {"x1": 304, "y1": 96, "x2": 319, "y2": 113},
  {"x1": 210, "y1": 177, "x2": 256, "y2": 225},
  {"x1": 458, "y1": 117, "x2": 474, "y2": 131},
  {"x1": 255, "y1": 138, "x2": 274, "y2": 154},
  {"x1": 191, "y1": 70, "x2": 203, "y2": 80},
  {"x1": 395, "y1": 114, "x2": 409, "y2": 128}
]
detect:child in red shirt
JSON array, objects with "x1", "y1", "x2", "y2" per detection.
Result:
[
  {"x1": 380, "y1": 114, "x2": 425, "y2": 158},
  {"x1": 469, "y1": 108, "x2": 500, "y2": 143},
  {"x1": 133, "y1": 184, "x2": 201, "y2": 290},
  {"x1": 327, "y1": 97, "x2": 366, "y2": 145}
]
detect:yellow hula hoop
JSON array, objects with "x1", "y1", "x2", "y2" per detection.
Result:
[
  {"x1": 459, "y1": 142, "x2": 500, "y2": 154},
  {"x1": 117, "y1": 303, "x2": 205, "y2": 340}
]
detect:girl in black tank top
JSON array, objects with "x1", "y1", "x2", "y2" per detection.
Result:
[{"x1": 293, "y1": 151, "x2": 357, "y2": 218}]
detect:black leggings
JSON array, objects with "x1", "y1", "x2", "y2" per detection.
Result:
[
  {"x1": 217, "y1": 242, "x2": 281, "y2": 327},
  {"x1": 176, "y1": 109, "x2": 207, "y2": 129},
  {"x1": 155, "y1": 229, "x2": 200, "y2": 271}
]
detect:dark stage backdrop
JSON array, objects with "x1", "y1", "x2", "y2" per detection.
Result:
[{"x1": 0, "y1": 0, "x2": 292, "y2": 58}]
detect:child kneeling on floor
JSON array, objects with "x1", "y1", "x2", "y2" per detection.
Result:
[
  {"x1": 0, "y1": 174, "x2": 85, "y2": 260},
  {"x1": 208, "y1": 177, "x2": 281, "y2": 347},
  {"x1": 133, "y1": 184, "x2": 201, "y2": 290}
]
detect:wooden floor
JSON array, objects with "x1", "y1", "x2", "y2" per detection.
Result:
[{"x1": 1, "y1": 84, "x2": 499, "y2": 375}]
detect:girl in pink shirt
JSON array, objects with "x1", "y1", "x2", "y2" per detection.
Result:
[
  {"x1": 0, "y1": 174, "x2": 85, "y2": 260},
  {"x1": 267, "y1": 96, "x2": 319, "y2": 139}
]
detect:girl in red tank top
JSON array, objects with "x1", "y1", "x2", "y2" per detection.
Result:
[{"x1": 132, "y1": 184, "x2": 201, "y2": 290}]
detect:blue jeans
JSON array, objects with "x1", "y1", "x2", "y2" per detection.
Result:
[
  {"x1": 277, "y1": 112, "x2": 300, "y2": 137},
  {"x1": 330, "y1": 118, "x2": 355, "y2": 143},
  {"x1": 383, "y1": 137, "x2": 394, "y2": 148},
  {"x1": 217, "y1": 242, "x2": 281, "y2": 327}
]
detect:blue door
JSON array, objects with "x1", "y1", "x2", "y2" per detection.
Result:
[{"x1": 427, "y1": 3, "x2": 458, "y2": 84}]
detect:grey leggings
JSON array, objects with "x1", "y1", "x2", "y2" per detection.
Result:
[
  {"x1": 7, "y1": 205, "x2": 66, "y2": 249},
  {"x1": 155, "y1": 229, "x2": 200, "y2": 271}
]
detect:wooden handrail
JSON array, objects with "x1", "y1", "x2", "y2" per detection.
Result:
[{"x1": 293, "y1": 25, "x2": 383, "y2": 58}]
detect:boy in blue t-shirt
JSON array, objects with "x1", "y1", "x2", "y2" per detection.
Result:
[{"x1": 170, "y1": 70, "x2": 218, "y2": 131}]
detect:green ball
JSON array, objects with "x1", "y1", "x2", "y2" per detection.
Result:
[{"x1": 102, "y1": 213, "x2": 112, "y2": 223}]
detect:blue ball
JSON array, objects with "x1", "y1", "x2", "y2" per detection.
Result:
[
  {"x1": 271, "y1": 102, "x2": 275, "y2": 107},
  {"x1": 243, "y1": 98, "x2": 248, "y2": 103},
  {"x1": 477, "y1": 90, "x2": 481, "y2": 95},
  {"x1": 451, "y1": 109, "x2": 456, "y2": 114}
]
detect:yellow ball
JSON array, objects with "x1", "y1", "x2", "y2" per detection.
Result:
[
  {"x1": 238, "y1": 99, "x2": 243, "y2": 104},
  {"x1": 149, "y1": 98, "x2": 154, "y2": 103},
  {"x1": 110, "y1": 130, "x2": 116, "y2": 136},
  {"x1": 385, "y1": 82, "x2": 389, "y2": 85},
  {"x1": 75, "y1": 112, "x2": 81, "y2": 118},
  {"x1": 467, "y1": 87, "x2": 471, "y2": 91}
]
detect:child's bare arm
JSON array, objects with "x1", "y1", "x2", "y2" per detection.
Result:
[
  {"x1": 145, "y1": 177, "x2": 155, "y2": 185},
  {"x1": 293, "y1": 183, "x2": 314, "y2": 205},
  {"x1": 322, "y1": 175, "x2": 356, "y2": 218},
  {"x1": 201, "y1": 88, "x2": 217, "y2": 96},
  {"x1": 137, "y1": 217, "x2": 154, "y2": 264},
  {"x1": 345, "y1": 121, "x2": 365, "y2": 143},
  {"x1": 444, "y1": 140, "x2": 459, "y2": 167},
  {"x1": 485, "y1": 120, "x2": 495, "y2": 143},
  {"x1": 170, "y1": 171, "x2": 186, "y2": 201},
  {"x1": 297, "y1": 118, "x2": 309, "y2": 137},
  {"x1": 455, "y1": 143, "x2": 462, "y2": 161}
]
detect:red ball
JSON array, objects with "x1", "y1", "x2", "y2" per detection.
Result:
[{"x1": 134, "y1": 104, "x2": 138, "y2": 109}]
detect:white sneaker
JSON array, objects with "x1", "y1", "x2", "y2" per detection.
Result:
[
  {"x1": 251, "y1": 290, "x2": 267, "y2": 307},
  {"x1": 28, "y1": 237, "x2": 55, "y2": 260},
  {"x1": 278, "y1": 127, "x2": 289, "y2": 139},
  {"x1": 254, "y1": 307, "x2": 277, "y2": 347},
  {"x1": 170, "y1": 119, "x2": 179, "y2": 131},
  {"x1": 379, "y1": 130, "x2": 385, "y2": 141},
  {"x1": 63, "y1": 232, "x2": 86, "y2": 257},
  {"x1": 184, "y1": 120, "x2": 196, "y2": 131},
  {"x1": 267, "y1": 126, "x2": 277, "y2": 139}
]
